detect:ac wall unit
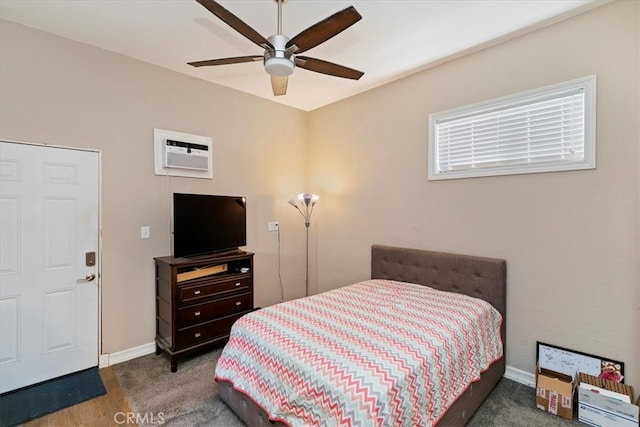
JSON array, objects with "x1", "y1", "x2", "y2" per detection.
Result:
[
  {"x1": 153, "y1": 128, "x2": 213, "y2": 179},
  {"x1": 165, "y1": 139, "x2": 209, "y2": 171}
]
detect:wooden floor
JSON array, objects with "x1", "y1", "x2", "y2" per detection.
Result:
[{"x1": 22, "y1": 367, "x2": 135, "y2": 427}]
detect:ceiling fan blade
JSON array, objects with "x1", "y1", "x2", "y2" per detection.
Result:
[
  {"x1": 295, "y1": 56, "x2": 364, "y2": 80},
  {"x1": 196, "y1": 0, "x2": 273, "y2": 50},
  {"x1": 188, "y1": 55, "x2": 263, "y2": 67},
  {"x1": 286, "y1": 6, "x2": 362, "y2": 54},
  {"x1": 271, "y1": 75, "x2": 288, "y2": 96}
]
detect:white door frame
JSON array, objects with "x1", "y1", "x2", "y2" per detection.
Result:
[{"x1": 0, "y1": 138, "x2": 103, "y2": 366}]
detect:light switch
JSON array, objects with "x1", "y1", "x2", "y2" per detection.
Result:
[{"x1": 141, "y1": 226, "x2": 150, "y2": 239}]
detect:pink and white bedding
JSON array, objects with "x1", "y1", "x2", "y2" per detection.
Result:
[{"x1": 214, "y1": 279, "x2": 503, "y2": 426}]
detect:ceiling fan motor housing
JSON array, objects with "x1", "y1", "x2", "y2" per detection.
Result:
[{"x1": 264, "y1": 34, "x2": 295, "y2": 76}]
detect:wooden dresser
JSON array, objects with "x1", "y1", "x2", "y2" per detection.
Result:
[{"x1": 154, "y1": 251, "x2": 254, "y2": 372}]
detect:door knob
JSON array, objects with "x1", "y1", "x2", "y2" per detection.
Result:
[{"x1": 77, "y1": 273, "x2": 96, "y2": 283}]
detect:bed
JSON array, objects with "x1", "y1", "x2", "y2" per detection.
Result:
[{"x1": 216, "y1": 244, "x2": 507, "y2": 426}]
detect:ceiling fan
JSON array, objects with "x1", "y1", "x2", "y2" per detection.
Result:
[{"x1": 188, "y1": 0, "x2": 364, "y2": 96}]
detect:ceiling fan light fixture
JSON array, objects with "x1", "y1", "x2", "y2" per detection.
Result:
[
  {"x1": 265, "y1": 34, "x2": 294, "y2": 76},
  {"x1": 264, "y1": 56, "x2": 295, "y2": 76}
]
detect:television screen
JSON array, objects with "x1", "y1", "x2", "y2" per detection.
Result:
[{"x1": 173, "y1": 193, "x2": 247, "y2": 258}]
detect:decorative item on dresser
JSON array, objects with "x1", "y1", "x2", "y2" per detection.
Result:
[{"x1": 154, "y1": 251, "x2": 254, "y2": 372}]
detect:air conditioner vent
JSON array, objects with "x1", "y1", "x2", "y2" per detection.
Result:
[{"x1": 165, "y1": 140, "x2": 209, "y2": 171}]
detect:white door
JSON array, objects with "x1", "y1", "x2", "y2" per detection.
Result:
[{"x1": 0, "y1": 141, "x2": 99, "y2": 393}]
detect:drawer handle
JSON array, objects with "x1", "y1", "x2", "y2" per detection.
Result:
[
  {"x1": 235, "y1": 301, "x2": 242, "y2": 306},
  {"x1": 194, "y1": 311, "x2": 201, "y2": 316},
  {"x1": 234, "y1": 282, "x2": 241, "y2": 287},
  {"x1": 194, "y1": 290, "x2": 201, "y2": 295},
  {"x1": 194, "y1": 332, "x2": 201, "y2": 338}
]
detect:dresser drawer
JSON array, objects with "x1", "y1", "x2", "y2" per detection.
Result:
[
  {"x1": 179, "y1": 276, "x2": 250, "y2": 303},
  {"x1": 175, "y1": 312, "x2": 248, "y2": 349},
  {"x1": 177, "y1": 292, "x2": 252, "y2": 327}
]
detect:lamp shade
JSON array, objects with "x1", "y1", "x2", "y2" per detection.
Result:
[
  {"x1": 289, "y1": 193, "x2": 319, "y2": 227},
  {"x1": 298, "y1": 193, "x2": 319, "y2": 206}
]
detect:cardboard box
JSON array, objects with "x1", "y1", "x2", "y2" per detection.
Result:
[
  {"x1": 535, "y1": 366, "x2": 575, "y2": 419},
  {"x1": 176, "y1": 263, "x2": 228, "y2": 282},
  {"x1": 577, "y1": 372, "x2": 639, "y2": 427}
]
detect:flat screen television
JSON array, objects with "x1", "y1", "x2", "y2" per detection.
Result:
[{"x1": 173, "y1": 193, "x2": 247, "y2": 258}]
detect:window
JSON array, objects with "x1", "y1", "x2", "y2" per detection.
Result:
[{"x1": 428, "y1": 75, "x2": 596, "y2": 180}]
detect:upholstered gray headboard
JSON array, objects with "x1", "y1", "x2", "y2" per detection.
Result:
[{"x1": 371, "y1": 245, "x2": 507, "y2": 341}]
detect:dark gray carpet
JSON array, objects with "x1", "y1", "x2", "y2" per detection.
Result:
[
  {"x1": 113, "y1": 347, "x2": 241, "y2": 427},
  {"x1": 114, "y1": 348, "x2": 582, "y2": 426}
]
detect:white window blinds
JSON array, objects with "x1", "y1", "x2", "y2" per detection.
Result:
[{"x1": 428, "y1": 75, "x2": 596, "y2": 180}]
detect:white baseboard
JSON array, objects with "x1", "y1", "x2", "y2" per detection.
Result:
[
  {"x1": 505, "y1": 365, "x2": 536, "y2": 387},
  {"x1": 99, "y1": 341, "x2": 156, "y2": 368},
  {"x1": 98, "y1": 354, "x2": 110, "y2": 369}
]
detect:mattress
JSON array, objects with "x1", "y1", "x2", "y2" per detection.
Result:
[{"x1": 214, "y1": 279, "x2": 503, "y2": 426}]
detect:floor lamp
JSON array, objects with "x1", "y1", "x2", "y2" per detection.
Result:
[{"x1": 288, "y1": 193, "x2": 319, "y2": 297}]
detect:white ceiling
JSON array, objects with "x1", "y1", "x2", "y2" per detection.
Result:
[{"x1": 0, "y1": 0, "x2": 607, "y2": 111}]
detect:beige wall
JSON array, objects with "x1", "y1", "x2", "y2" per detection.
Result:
[
  {"x1": 0, "y1": 19, "x2": 309, "y2": 354},
  {"x1": 1, "y1": 0, "x2": 638, "y2": 391},
  {"x1": 308, "y1": 0, "x2": 640, "y2": 390}
]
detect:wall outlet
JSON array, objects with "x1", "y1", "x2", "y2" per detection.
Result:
[
  {"x1": 267, "y1": 221, "x2": 279, "y2": 232},
  {"x1": 141, "y1": 226, "x2": 150, "y2": 239}
]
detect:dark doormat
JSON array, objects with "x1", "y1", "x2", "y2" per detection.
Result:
[{"x1": 0, "y1": 367, "x2": 106, "y2": 427}]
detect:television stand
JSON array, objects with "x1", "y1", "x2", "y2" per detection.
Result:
[{"x1": 154, "y1": 251, "x2": 254, "y2": 372}]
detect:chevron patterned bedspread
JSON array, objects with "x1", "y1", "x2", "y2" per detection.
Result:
[{"x1": 215, "y1": 279, "x2": 503, "y2": 426}]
